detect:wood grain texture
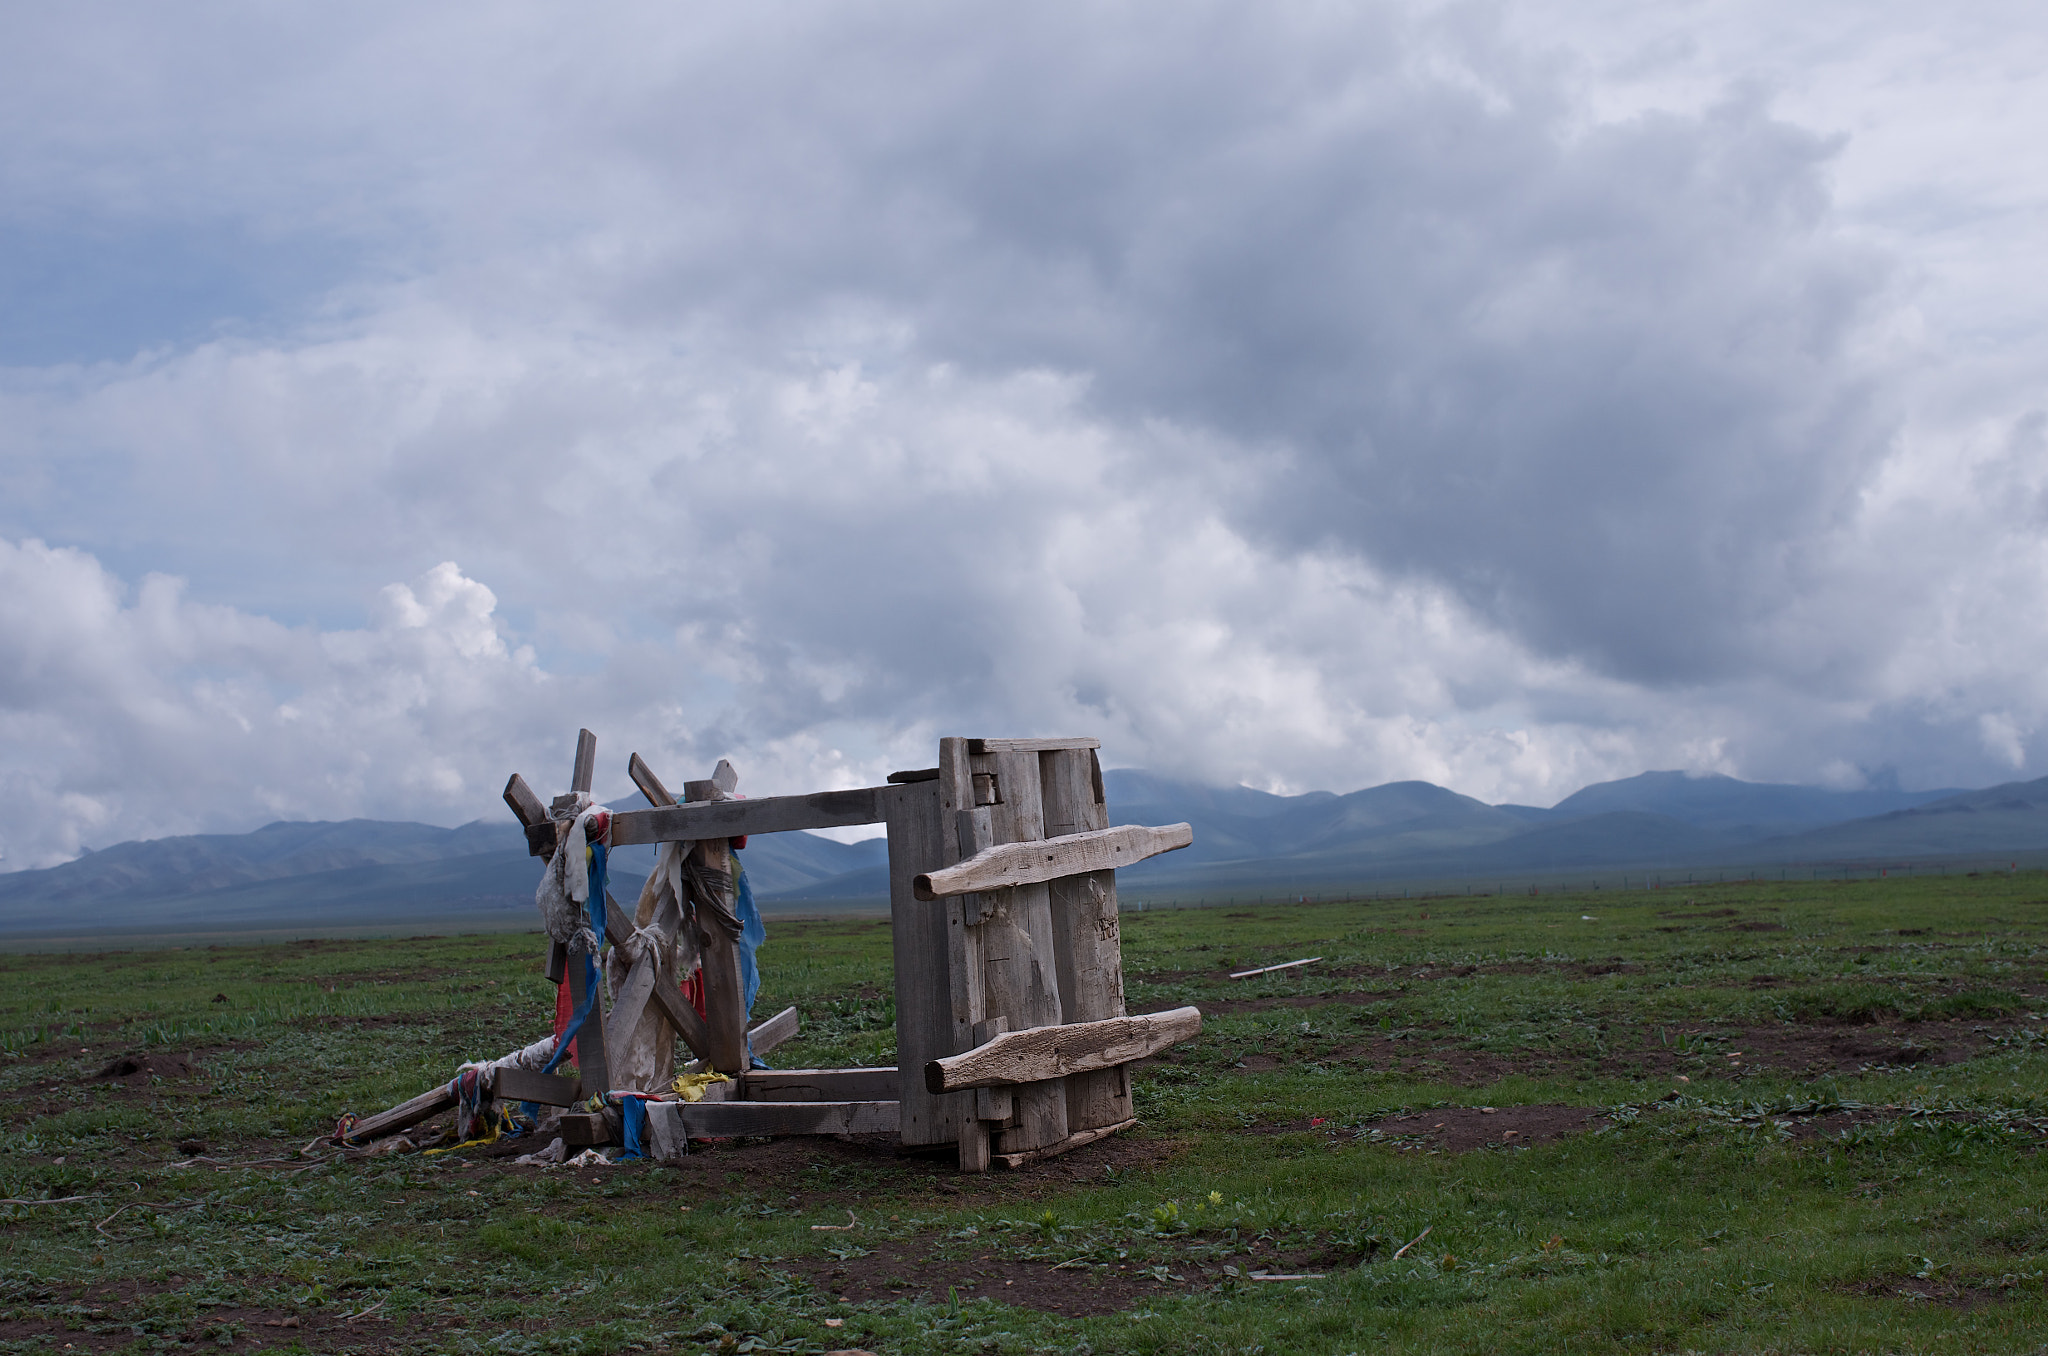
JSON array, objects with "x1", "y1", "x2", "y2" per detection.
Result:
[
  {"x1": 966, "y1": 737, "x2": 1101, "y2": 754},
  {"x1": 503, "y1": 774, "x2": 548, "y2": 827},
  {"x1": 932, "y1": 739, "x2": 988, "y2": 1169},
  {"x1": 345, "y1": 1082, "x2": 456, "y2": 1144},
  {"x1": 564, "y1": 946, "x2": 611, "y2": 1094},
  {"x1": 913, "y1": 822, "x2": 1193, "y2": 899},
  {"x1": 609, "y1": 786, "x2": 888, "y2": 845},
  {"x1": 571, "y1": 729, "x2": 598, "y2": 795},
  {"x1": 489, "y1": 1067, "x2": 581, "y2": 1106},
  {"x1": 627, "y1": 752, "x2": 676, "y2": 808},
  {"x1": 993, "y1": 1117, "x2": 1137, "y2": 1170},
  {"x1": 747, "y1": 1004, "x2": 800, "y2": 1057},
  {"x1": 979, "y1": 748, "x2": 1069, "y2": 1155},
  {"x1": 924, "y1": 1006, "x2": 1203, "y2": 1093},
  {"x1": 661, "y1": 1099, "x2": 900, "y2": 1138},
  {"x1": 742, "y1": 1067, "x2": 898, "y2": 1102},
  {"x1": 1042, "y1": 746, "x2": 1134, "y2": 1130},
  {"x1": 889, "y1": 770, "x2": 973, "y2": 1150}
]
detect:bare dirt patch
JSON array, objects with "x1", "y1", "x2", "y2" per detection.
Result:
[{"x1": 1353, "y1": 1104, "x2": 1604, "y2": 1152}]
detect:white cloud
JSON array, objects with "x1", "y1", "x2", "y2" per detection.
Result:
[{"x1": 3, "y1": 2, "x2": 2048, "y2": 868}]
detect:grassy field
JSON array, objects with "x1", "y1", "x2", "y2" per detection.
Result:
[{"x1": 2, "y1": 873, "x2": 2045, "y2": 1354}]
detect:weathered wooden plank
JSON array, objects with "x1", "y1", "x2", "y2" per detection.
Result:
[
  {"x1": 979, "y1": 747, "x2": 1069, "y2": 1155},
  {"x1": 664, "y1": 1099, "x2": 900, "y2": 1138},
  {"x1": 913, "y1": 822, "x2": 1193, "y2": 899},
  {"x1": 604, "y1": 950, "x2": 662, "y2": 1064},
  {"x1": 992, "y1": 1117, "x2": 1138, "y2": 1169},
  {"x1": 564, "y1": 944, "x2": 611, "y2": 1094},
  {"x1": 559, "y1": 1111, "x2": 611, "y2": 1146},
  {"x1": 1229, "y1": 957, "x2": 1322, "y2": 980},
  {"x1": 345, "y1": 1082, "x2": 456, "y2": 1144},
  {"x1": 742, "y1": 1067, "x2": 899, "y2": 1102},
  {"x1": 627, "y1": 751, "x2": 676, "y2": 808},
  {"x1": 490, "y1": 1066, "x2": 581, "y2": 1106},
  {"x1": 608, "y1": 786, "x2": 889, "y2": 845},
  {"x1": 692, "y1": 820, "x2": 750, "y2": 1074},
  {"x1": 1042, "y1": 745, "x2": 1134, "y2": 1131},
  {"x1": 889, "y1": 774, "x2": 970, "y2": 1151},
  {"x1": 886, "y1": 767, "x2": 940, "y2": 784},
  {"x1": 503, "y1": 773, "x2": 548, "y2": 827},
  {"x1": 967, "y1": 737, "x2": 1100, "y2": 754},
  {"x1": 571, "y1": 728, "x2": 598, "y2": 795},
  {"x1": 748, "y1": 1004, "x2": 799, "y2": 1058},
  {"x1": 925, "y1": 1006, "x2": 1203, "y2": 1093}
]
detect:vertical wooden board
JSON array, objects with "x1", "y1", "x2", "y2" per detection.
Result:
[
  {"x1": 977, "y1": 749, "x2": 1068, "y2": 1153},
  {"x1": 1042, "y1": 747, "x2": 1133, "y2": 1129},
  {"x1": 565, "y1": 950, "x2": 611, "y2": 1095},
  {"x1": 572, "y1": 729, "x2": 598, "y2": 795},
  {"x1": 695, "y1": 836, "x2": 750, "y2": 1073},
  {"x1": 889, "y1": 777, "x2": 971, "y2": 1146}
]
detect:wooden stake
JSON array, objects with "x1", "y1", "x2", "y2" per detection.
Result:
[{"x1": 1043, "y1": 745, "x2": 1134, "y2": 1130}]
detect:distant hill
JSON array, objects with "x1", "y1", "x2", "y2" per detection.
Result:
[
  {"x1": 0, "y1": 818, "x2": 885, "y2": 937},
  {"x1": 3, "y1": 768, "x2": 2039, "y2": 937}
]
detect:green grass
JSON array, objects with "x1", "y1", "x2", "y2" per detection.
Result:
[{"x1": 2, "y1": 875, "x2": 2046, "y2": 1353}]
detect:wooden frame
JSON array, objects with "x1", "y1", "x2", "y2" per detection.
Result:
[{"x1": 347, "y1": 731, "x2": 1198, "y2": 1172}]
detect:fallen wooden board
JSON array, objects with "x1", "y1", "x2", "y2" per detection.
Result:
[
  {"x1": 658, "y1": 1099, "x2": 900, "y2": 1138},
  {"x1": 609, "y1": 787, "x2": 888, "y2": 846},
  {"x1": 925, "y1": 1006, "x2": 1203, "y2": 1093},
  {"x1": 490, "y1": 1066, "x2": 581, "y2": 1106},
  {"x1": 913, "y1": 823, "x2": 1193, "y2": 900},
  {"x1": 1229, "y1": 957, "x2": 1322, "y2": 980},
  {"x1": 993, "y1": 1116, "x2": 1137, "y2": 1169},
  {"x1": 345, "y1": 1081, "x2": 455, "y2": 1144},
  {"x1": 742, "y1": 1067, "x2": 899, "y2": 1102}
]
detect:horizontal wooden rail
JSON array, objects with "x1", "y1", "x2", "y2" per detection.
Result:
[
  {"x1": 913, "y1": 823, "x2": 1193, "y2": 900},
  {"x1": 608, "y1": 787, "x2": 888, "y2": 845},
  {"x1": 925, "y1": 1006, "x2": 1203, "y2": 1093}
]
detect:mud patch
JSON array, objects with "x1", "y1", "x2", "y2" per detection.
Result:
[
  {"x1": 1847, "y1": 1274, "x2": 2018, "y2": 1310},
  {"x1": 89, "y1": 1051, "x2": 198, "y2": 1082},
  {"x1": 1355, "y1": 1104, "x2": 1603, "y2": 1152}
]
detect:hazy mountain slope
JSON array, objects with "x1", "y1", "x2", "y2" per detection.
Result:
[
  {"x1": 1744, "y1": 775, "x2": 2048, "y2": 860},
  {"x1": 1550, "y1": 771, "x2": 1964, "y2": 839}
]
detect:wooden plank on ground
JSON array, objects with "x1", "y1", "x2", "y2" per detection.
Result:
[
  {"x1": 967, "y1": 737, "x2": 1100, "y2": 754},
  {"x1": 1042, "y1": 745, "x2": 1134, "y2": 1131},
  {"x1": 490, "y1": 1067, "x2": 581, "y2": 1106},
  {"x1": 913, "y1": 822, "x2": 1193, "y2": 899},
  {"x1": 978, "y1": 747, "x2": 1069, "y2": 1155},
  {"x1": 608, "y1": 787, "x2": 889, "y2": 846},
  {"x1": 743, "y1": 1068, "x2": 899, "y2": 1102},
  {"x1": 925, "y1": 1006, "x2": 1204, "y2": 1093},
  {"x1": 888, "y1": 772, "x2": 971, "y2": 1151},
  {"x1": 559, "y1": 1111, "x2": 611, "y2": 1146},
  {"x1": 345, "y1": 1082, "x2": 457, "y2": 1144},
  {"x1": 993, "y1": 1117, "x2": 1137, "y2": 1169},
  {"x1": 667, "y1": 1099, "x2": 900, "y2": 1137}
]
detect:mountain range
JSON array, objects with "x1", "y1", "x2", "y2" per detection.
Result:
[{"x1": 7, "y1": 768, "x2": 2048, "y2": 938}]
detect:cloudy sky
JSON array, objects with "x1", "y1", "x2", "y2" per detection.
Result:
[{"x1": 3, "y1": 2, "x2": 2045, "y2": 867}]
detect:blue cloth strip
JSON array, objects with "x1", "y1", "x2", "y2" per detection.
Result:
[{"x1": 542, "y1": 839, "x2": 609, "y2": 1076}]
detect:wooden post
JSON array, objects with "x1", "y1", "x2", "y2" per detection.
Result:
[
  {"x1": 685, "y1": 775, "x2": 750, "y2": 1074},
  {"x1": 571, "y1": 728, "x2": 598, "y2": 795},
  {"x1": 1041, "y1": 747, "x2": 1133, "y2": 1129},
  {"x1": 976, "y1": 747, "x2": 1069, "y2": 1154},
  {"x1": 888, "y1": 771, "x2": 973, "y2": 1155}
]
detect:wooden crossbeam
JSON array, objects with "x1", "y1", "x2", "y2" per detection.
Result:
[
  {"x1": 967, "y1": 737, "x2": 1100, "y2": 754},
  {"x1": 658, "y1": 1099, "x2": 900, "y2": 1138},
  {"x1": 913, "y1": 822, "x2": 1194, "y2": 900},
  {"x1": 608, "y1": 786, "x2": 888, "y2": 846},
  {"x1": 924, "y1": 1006, "x2": 1203, "y2": 1093},
  {"x1": 490, "y1": 1066, "x2": 581, "y2": 1106},
  {"x1": 742, "y1": 1067, "x2": 898, "y2": 1102}
]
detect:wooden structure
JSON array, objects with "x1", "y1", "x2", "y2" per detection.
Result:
[{"x1": 347, "y1": 730, "x2": 1198, "y2": 1171}]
